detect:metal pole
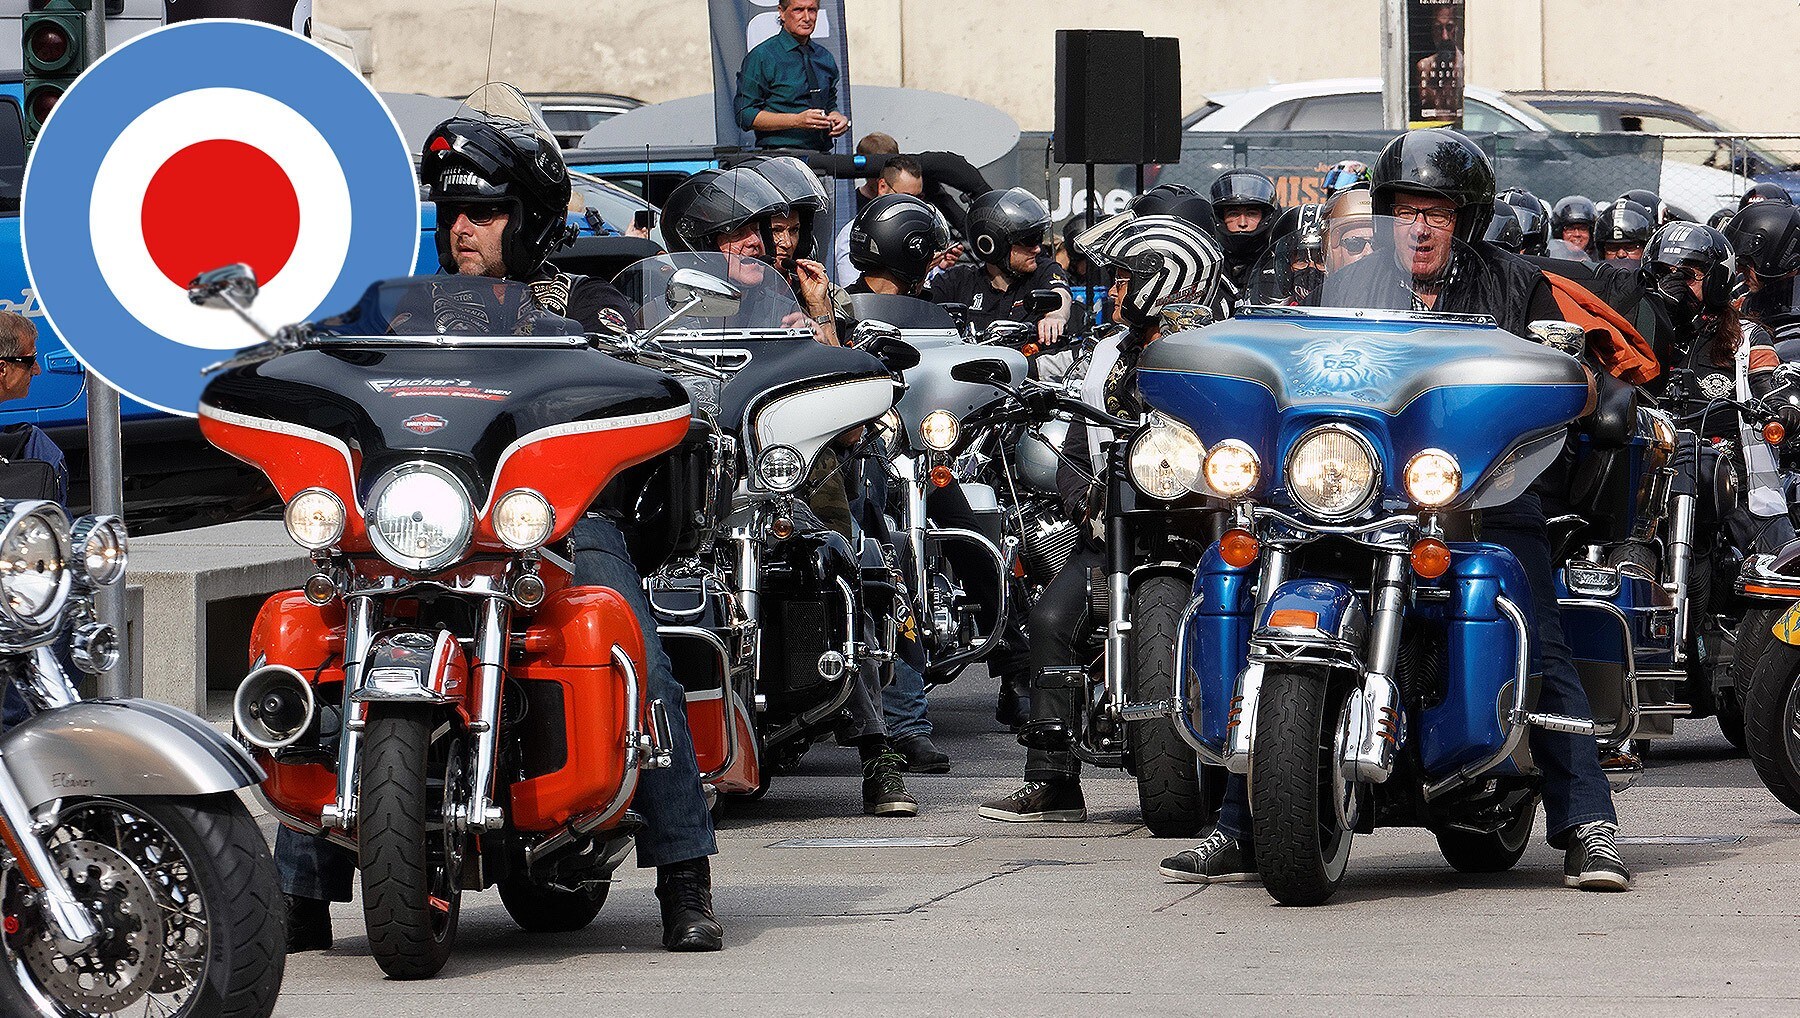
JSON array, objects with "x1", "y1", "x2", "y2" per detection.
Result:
[{"x1": 1380, "y1": 0, "x2": 1408, "y2": 132}]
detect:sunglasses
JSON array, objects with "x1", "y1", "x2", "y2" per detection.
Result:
[
  {"x1": 0, "y1": 355, "x2": 36, "y2": 367},
  {"x1": 443, "y1": 203, "x2": 505, "y2": 227},
  {"x1": 1335, "y1": 235, "x2": 1373, "y2": 255}
]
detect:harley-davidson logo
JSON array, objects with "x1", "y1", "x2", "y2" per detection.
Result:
[{"x1": 402, "y1": 413, "x2": 448, "y2": 435}]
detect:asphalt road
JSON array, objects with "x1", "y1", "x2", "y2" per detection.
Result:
[{"x1": 270, "y1": 672, "x2": 1800, "y2": 1017}]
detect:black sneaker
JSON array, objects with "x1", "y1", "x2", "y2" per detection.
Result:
[
  {"x1": 893, "y1": 734, "x2": 951, "y2": 774},
  {"x1": 1158, "y1": 828, "x2": 1259, "y2": 884},
  {"x1": 283, "y1": 894, "x2": 332, "y2": 953},
  {"x1": 1564, "y1": 820, "x2": 1631, "y2": 891},
  {"x1": 862, "y1": 751, "x2": 919, "y2": 816},
  {"x1": 656, "y1": 857, "x2": 724, "y2": 951},
  {"x1": 977, "y1": 780, "x2": 1086, "y2": 822}
]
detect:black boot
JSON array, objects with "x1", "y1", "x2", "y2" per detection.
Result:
[
  {"x1": 655, "y1": 857, "x2": 724, "y2": 952},
  {"x1": 283, "y1": 894, "x2": 332, "y2": 953}
]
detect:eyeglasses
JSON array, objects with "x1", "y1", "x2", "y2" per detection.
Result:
[
  {"x1": 443, "y1": 203, "x2": 504, "y2": 227},
  {"x1": 0, "y1": 355, "x2": 37, "y2": 367},
  {"x1": 1391, "y1": 205, "x2": 1458, "y2": 228},
  {"x1": 1335, "y1": 236, "x2": 1373, "y2": 255}
]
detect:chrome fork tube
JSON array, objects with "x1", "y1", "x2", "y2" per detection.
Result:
[
  {"x1": 1667, "y1": 492, "x2": 1697, "y2": 663},
  {"x1": 24, "y1": 647, "x2": 79, "y2": 710},
  {"x1": 466, "y1": 595, "x2": 510, "y2": 831},
  {"x1": 326, "y1": 594, "x2": 377, "y2": 830},
  {"x1": 0, "y1": 756, "x2": 99, "y2": 951},
  {"x1": 905, "y1": 460, "x2": 930, "y2": 617},
  {"x1": 734, "y1": 532, "x2": 761, "y2": 623},
  {"x1": 1346, "y1": 552, "x2": 1411, "y2": 783},
  {"x1": 1364, "y1": 552, "x2": 1411, "y2": 683}
]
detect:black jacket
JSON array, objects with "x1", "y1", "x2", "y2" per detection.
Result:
[{"x1": 1318, "y1": 241, "x2": 1559, "y2": 336}]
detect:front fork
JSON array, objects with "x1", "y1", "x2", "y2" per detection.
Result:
[{"x1": 322, "y1": 594, "x2": 377, "y2": 831}]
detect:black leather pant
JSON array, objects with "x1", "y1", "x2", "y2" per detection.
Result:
[{"x1": 1023, "y1": 543, "x2": 1101, "y2": 781}]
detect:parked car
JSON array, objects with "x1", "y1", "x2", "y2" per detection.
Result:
[
  {"x1": 1511, "y1": 89, "x2": 1800, "y2": 200},
  {"x1": 1181, "y1": 78, "x2": 1740, "y2": 216},
  {"x1": 525, "y1": 91, "x2": 644, "y2": 148}
]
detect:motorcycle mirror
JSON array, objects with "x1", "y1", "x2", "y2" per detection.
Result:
[
  {"x1": 1025, "y1": 289, "x2": 1063, "y2": 316},
  {"x1": 951, "y1": 358, "x2": 1013, "y2": 387},
  {"x1": 187, "y1": 263, "x2": 259, "y2": 310},
  {"x1": 1529, "y1": 319, "x2": 1587, "y2": 358},
  {"x1": 850, "y1": 320, "x2": 902, "y2": 348},
  {"x1": 665, "y1": 268, "x2": 743, "y2": 319}
]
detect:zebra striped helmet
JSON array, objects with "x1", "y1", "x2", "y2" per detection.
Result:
[{"x1": 1087, "y1": 214, "x2": 1223, "y2": 327}]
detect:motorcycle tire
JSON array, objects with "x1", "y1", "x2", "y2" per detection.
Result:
[
  {"x1": 1722, "y1": 606, "x2": 1782, "y2": 752},
  {"x1": 1249, "y1": 667, "x2": 1355, "y2": 906},
  {"x1": 1433, "y1": 797, "x2": 1538, "y2": 874},
  {"x1": 498, "y1": 878, "x2": 610, "y2": 933},
  {"x1": 359, "y1": 707, "x2": 465, "y2": 980},
  {"x1": 1742, "y1": 622, "x2": 1800, "y2": 815},
  {"x1": 0, "y1": 794, "x2": 285, "y2": 1018},
  {"x1": 1125, "y1": 574, "x2": 1210, "y2": 838}
]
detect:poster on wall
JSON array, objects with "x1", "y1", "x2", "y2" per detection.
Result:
[
  {"x1": 163, "y1": 1, "x2": 313, "y2": 32},
  {"x1": 1407, "y1": 0, "x2": 1464, "y2": 129}
]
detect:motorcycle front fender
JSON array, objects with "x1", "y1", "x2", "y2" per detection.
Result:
[{"x1": 0, "y1": 699, "x2": 263, "y2": 809}]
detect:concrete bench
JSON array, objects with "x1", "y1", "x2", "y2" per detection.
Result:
[{"x1": 125, "y1": 521, "x2": 313, "y2": 715}]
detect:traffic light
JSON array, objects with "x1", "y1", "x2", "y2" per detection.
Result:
[{"x1": 21, "y1": 0, "x2": 105, "y2": 145}]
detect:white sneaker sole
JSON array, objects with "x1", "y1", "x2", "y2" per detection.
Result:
[
  {"x1": 1157, "y1": 865, "x2": 1260, "y2": 884},
  {"x1": 1564, "y1": 871, "x2": 1630, "y2": 891},
  {"x1": 868, "y1": 802, "x2": 919, "y2": 817},
  {"x1": 976, "y1": 806, "x2": 1087, "y2": 823}
]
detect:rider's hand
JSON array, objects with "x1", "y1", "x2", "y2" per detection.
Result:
[
  {"x1": 1037, "y1": 315, "x2": 1066, "y2": 348},
  {"x1": 794, "y1": 258, "x2": 833, "y2": 313},
  {"x1": 935, "y1": 244, "x2": 964, "y2": 271}
]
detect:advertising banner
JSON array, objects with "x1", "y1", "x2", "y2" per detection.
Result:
[{"x1": 1407, "y1": 0, "x2": 1465, "y2": 129}]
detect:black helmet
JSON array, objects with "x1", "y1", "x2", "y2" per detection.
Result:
[
  {"x1": 1740, "y1": 182, "x2": 1794, "y2": 210},
  {"x1": 1266, "y1": 203, "x2": 1328, "y2": 301},
  {"x1": 1497, "y1": 187, "x2": 1549, "y2": 256},
  {"x1": 1642, "y1": 221, "x2": 1735, "y2": 323},
  {"x1": 1722, "y1": 201, "x2": 1800, "y2": 279},
  {"x1": 1617, "y1": 188, "x2": 1661, "y2": 214},
  {"x1": 849, "y1": 193, "x2": 950, "y2": 289},
  {"x1": 1708, "y1": 208, "x2": 1737, "y2": 230},
  {"x1": 1369, "y1": 128, "x2": 1495, "y2": 243},
  {"x1": 422, "y1": 115, "x2": 573, "y2": 276},
  {"x1": 967, "y1": 188, "x2": 1052, "y2": 266},
  {"x1": 660, "y1": 167, "x2": 790, "y2": 254},
  {"x1": 1209, "y1": 169, "x2": 1281, "y2": 262},
  {"x1": 740, "y1": 154, "x2": 830, "y2": 258},
  {"x1": 1483, "y1": 199, "x2": 1525, "y2": 252},
  {"x1": 1131, "y1": 183, "x2": 1218, "y2": 236},
  {"x1": 1595, "y1": 199, "x2": 1655, "y2": 251},
  {"x1": 1551, "y1": 195, "x2": 1598, "y2": 238},
  {"x1": 1081, "y1": 215, "x2": 1222, "y2": 327}
]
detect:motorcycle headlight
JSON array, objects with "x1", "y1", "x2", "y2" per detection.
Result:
[
  {"x1": 756, "y1": 445, "x2": 807, "y2": 493},
  {"x1": 1286, "y1": 425, "x2": 1380, "y2": 521},
  {"x1": 0, "y1": 502, "x2": 70, "y2": 628},
  {"x1": 1203, "y1": 439, "x2": 1260, "y2": 498},
  {"x1": 920, "y1": 409, "x2": 960, "y2": 452},
  {"x1": 284, "y1": 488, "x2": 346, "y2": 551},
  {"x1": 70, "y1": 514, "x2": 128, "y2": 586},
  {"x1": 366, "y1": 462, "x2": 473, "y2": 573},
  {"x1": 1404, "y1": 449, "x2": 1463, "y2": 508},
  {"x1": 492, "y1": 488, "x2": 554, "y2": 550},
  {"x1": 1128, "y1": 413, "x2": 1206, "y2": 499}
]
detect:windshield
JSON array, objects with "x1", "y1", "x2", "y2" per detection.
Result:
[
  {"x1": 311, "y1": 276, "x2": 585, "y2": 338},
  {"x1": 614, "y1": 252, "x2": 808, "y2": 333},
  {"x1": 1244, "y1": 213, "x2": 1495, "y2": 321},
  {"x1": 457, "y1": 82, "x2": 560, "y2": 152}
]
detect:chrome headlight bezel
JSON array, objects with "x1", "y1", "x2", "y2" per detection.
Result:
[
  {"x1": 919, "y1": 409, "x2": 960, "y2": 452},
  {"x1": 1284, "y1": 424, "x2": 1382, "y2": 522},
  {"x1": 1203, "y1": 439, "x2": 1261, "y2": 499},
  {"x1": 284, "y1": 488, "x2": 346, "y2": 552},
  {"x1": 0, "y1": 500, "x2": 72, "y2": 631},
  {"x1": 1128, "y1": 412, "x2": 1206, "y2": 500},
  {"x1": 1403, "y1": 449, "x2": 1463, "y2": 509},
  {"x1": 756, "y1": 445, "x2": 807, "y2": 493},
  {"x1": 365, "y1": 462, "x2": 474, "y2": 574},
  {"x1": 70, "y1": 513, "x2": 129, "y2": 587},
  {"x1": 492, "y1": 488, "x2": 555, "y2": 551}
]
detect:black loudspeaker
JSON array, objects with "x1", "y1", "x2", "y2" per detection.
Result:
[
  {"x1": 1144, "y1": 36, "x2": 1182, "y2": 164},
  {"x1": 1055, "y1": 29, "x2": 1147, "y2": 165}
]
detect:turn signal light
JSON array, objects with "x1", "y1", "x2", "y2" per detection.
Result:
[
  {"x1": 1411, "y1": 538, "x2": 1452, "y2": 579},
  {"x1": 930, "y1": 465, "x2": 954, "y2": 488},
  {"x1": 770, "y1": 517, "x2": 795, "y2": 539},
  {"x1": 1220, "y1": 528, "x2": 1259, "y2": 568},
  {"x1": 1764, "y1": 420, "x2": 1786, "y2": 446},
  {"x1": 1021, "y1": 343, "x2": 1039, "y2": 357}
]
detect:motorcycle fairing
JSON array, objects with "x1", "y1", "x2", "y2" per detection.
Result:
[
  {"x1": 747, "y1": 374, "x2": 901, "y2": 485},
  {"x1": 1136, "y1": 312, "x2": 1589, "y2": 511},
  {"x1": 1182, "y1": 545, "x2": 1256, "y2": 755},
  {"x1": 1415, "y1": 544, "x2": 1537, "y2": 778},
  {"x1": 0, "y1": 699, "x2": 263, "y2": 809},
  {"x1": 893, "y1": 342, "x2": 1027, "y2": 447}
]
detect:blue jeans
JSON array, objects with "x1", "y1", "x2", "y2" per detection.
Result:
[
  {"x1": 882, "y1": 659, "x2": 932, "y2": 742},
  {"x1": 1217, "y1": 492, "x2": 1616, "y2": 850},
  {"x1": 277, "y1": 517, "x2": 717, "y2": 900}
]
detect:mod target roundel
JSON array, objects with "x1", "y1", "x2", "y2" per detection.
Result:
[{"x1": 22, "y1": 19, "x2": 421, "y2": 416}]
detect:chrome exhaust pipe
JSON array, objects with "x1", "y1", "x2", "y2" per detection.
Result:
[{"x1": 232, "y1": 664, "x2": 316, "y2": 751}]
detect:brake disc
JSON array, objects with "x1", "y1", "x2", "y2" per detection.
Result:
[{"x1": 17, "y1": 839, "x2": 165, "y2": 1013}]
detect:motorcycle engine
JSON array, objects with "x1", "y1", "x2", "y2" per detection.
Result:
[{"x1": 1019, "y1": 500, "x2": 1078, "y2": 580}]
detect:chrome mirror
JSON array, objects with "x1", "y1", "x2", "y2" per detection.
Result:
[
  {"x1": 665, "y1": 269, "x2": 742, "y2": 319},
  {"x1": 187, "y1": 263, "x2": 260, "y2": 310}
]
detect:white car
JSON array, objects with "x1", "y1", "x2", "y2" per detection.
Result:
[{"x1": 1182, "y1": 78, "x2": 1739, "y2": 218}]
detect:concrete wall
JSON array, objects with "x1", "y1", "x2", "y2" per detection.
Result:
[{"x1": 320, "y1": 0, "x2": 1800, "y2": 134}]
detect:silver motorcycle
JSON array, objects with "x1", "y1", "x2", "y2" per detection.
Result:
[{"x1": 0, "y1": 503, "x2": 284, "y2": 1017}]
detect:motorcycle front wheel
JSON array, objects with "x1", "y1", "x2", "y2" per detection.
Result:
[
  {"x1": 1125, "y1": 574, "x2": 1212, "y2": 838},
  {"x1": 0, "y1": 794, "x2": 286, "y2": 1018},
  {"x1": 1742, "y1": 625, "x2": 1800, "y2": 815},
  {"x1": 1249, "y1": 667, "x2": 1355, "y2": 906},
  {"x1": 359, "y1": 707, "x2": 467, "y2": 980}
]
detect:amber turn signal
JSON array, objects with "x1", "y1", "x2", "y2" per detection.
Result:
[
  {"x1": 1763, "y1": 420, "x2": 1786, "y2": 446},
  {"x1": 1411, "y1": 537, "x2": 1452, "y2": 579},
  {"x1": 1220, "y1": 528, "x2": 1259, "y2": 568},
  {"x1": 770, "y1": 517, "x2": 795, "y2": 539},
  {"x1": 930, "y1": 465, "x2": 955, "y2": 488}
]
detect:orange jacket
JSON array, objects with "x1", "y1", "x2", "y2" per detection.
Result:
[{"x1": 1541, "y1": 272, "x2": 1662, "y2": 385}]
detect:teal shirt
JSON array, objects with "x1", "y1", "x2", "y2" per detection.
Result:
[{"x1": 734, "y1": 29, "x2": 839, "y2": 151}]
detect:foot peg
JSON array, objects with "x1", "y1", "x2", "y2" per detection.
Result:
[
  {"x1": 1118, "y1": 699, "x2": 1176, "y2": 722},
  {"x1": 640, "y1": 699, "x2": 676, "y2": 769},
  {"x1": 1017, "y1": 719, "x2": 1072, "y2": 751},
  {"x1": 1522, "y1": 711, "x2": 1598, "y2": 735}
]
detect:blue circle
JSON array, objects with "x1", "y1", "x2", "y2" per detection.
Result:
[{"x1": 22, "y1": 19, "x2": 421, "y2": 417}]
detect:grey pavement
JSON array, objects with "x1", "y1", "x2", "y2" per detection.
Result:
[{"x1": 270, "y1": 672, "x2": 1800, "y2": 1017}]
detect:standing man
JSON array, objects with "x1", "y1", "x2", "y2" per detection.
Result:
[{"x1": 734, "y1": 0, "x2": 849, "y2": 152}]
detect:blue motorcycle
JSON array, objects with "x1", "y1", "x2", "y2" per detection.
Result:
[{"x1": 1127, "y1": 231, "x2": 1641, "y2": 904}]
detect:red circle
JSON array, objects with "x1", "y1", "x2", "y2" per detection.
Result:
[{"x1": 140, "y1": 139, "x2": 301, "y2": 288}]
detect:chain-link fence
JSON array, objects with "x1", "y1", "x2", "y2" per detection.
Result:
[{"x1": 1000, "y1": 130, "x2": 1800, "y2": 236}]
